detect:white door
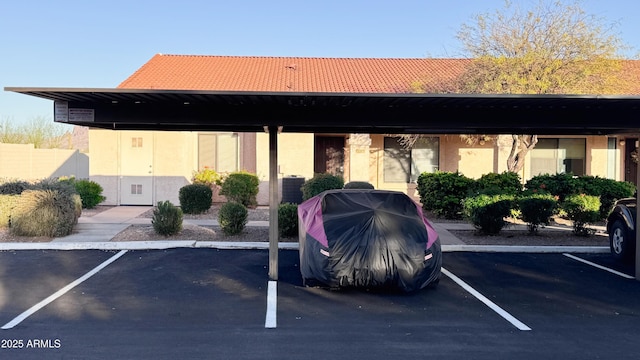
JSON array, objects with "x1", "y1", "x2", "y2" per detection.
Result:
[{"x1": 120, "y1": 132, "x2": 153, "y2": 205}]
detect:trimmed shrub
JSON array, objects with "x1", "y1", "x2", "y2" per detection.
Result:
[
  {"x1": 0, "y1": 181, "x2": 31, "y2": 195},
  {"x1": 0, "y1": 194, "x2": 19, "y2": 228},
  {"x1": 562, "y1": 194, "x2": 601, "y2": 236},
  {"x1": 417, "y1": 171, "x2": 475, "y2": 219},
  {"x1": 462, "y1": 194, "x2": 514, "y2": 235},
  {"x1": 574, "y1": 176, "x2": 636, "y2": 219},
  {"x1": 192, "y1": 167, "x2": 222, "y2": 187},
  {"x1": 218, "y1": 202, "x2": 248, "y2": 236},
  {"x1": 518, "y1": 194, "x2": 558, "y2": 234},
  {"x1": 219, "y1": 171, "x2": 260, "y2": 208},
  {"x1": 524, "y1": 173, "x2": 577, "y2": 201},
  {"x1": 152, "y1": 200, "x2": 183, "y2": 236},
  {"x1": 343, "y1": 181, "x2": 375, "y2": 189},
  {"x1": 475, "y1": 171, "x2": 522, "y2": 196},
  {"x1": 10, "y1": 189, "x2": 77, "y2": 237},
  {"x1": 301, "y1": 173, "x2": 344, "y2": 200},
  {"x1": 278, "y1": 203, "x2": 298, "y2": 238},
  {"x1": 179, "y1": 184, "x2": 213, "y2": 214},
  {"x1": 73, "y1": 179, "x2": 106, "y2": 209}
]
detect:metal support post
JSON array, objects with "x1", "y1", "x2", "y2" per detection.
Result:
[{"x1": 268, "y1": 126, "x2": 279, "y2": 281}]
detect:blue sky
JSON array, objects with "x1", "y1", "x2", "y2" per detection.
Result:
[{"x1": 2, "y1": 0, "x2": 639, "y2": 126}]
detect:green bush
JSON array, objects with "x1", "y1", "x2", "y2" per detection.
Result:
[
  {"x1": 0, "y1": 180, "x2": 31, "y2": 195},
  {"x1": 562, "y1": 194, "x2": 601, "y2": 236},
  {"x1": 525, "y1": 174, "x2": 635, "y2": 220},
  {"x1": 10, "y1": 189, "x2": 77, "y2": 237},
  {"x1": 462, "y1": 194, "x2": 514, "y2": 235},
  {"x1": 301, "y1": 173, "x2": 344, "y2": 200},
  {"x1": 343, "y1": 181, "x2": 374, "y2": 189},
  {"x1": 278, "y1": 203, "x2": 299, "y2": 238},
  {"x1": 218, "y1": 202, "x2": 248, "y2": 236},
  {"x1": 0, "y1": 195, "x2": 19, "y2": 228},
  {"x1": 524, "y1": 173, "x2": 577, "y2": 201},
  {"x1": 179, "y1": 184, "x2": 213, "y2": 214},
  {"x1": 574, "y1": 176, "x2": 636, "y2": 219},
  {"x1": 73, "y1": 179, "x2": 106, "y2": 209},
  {"x1": 219, "y1": 171, "x2": 260, "y2": 208},
  {"x1": 152, "y1": 200, "x2": 183, "y2": 236},
  {"x1": 192, "y1": 167, "x2": 222, "y2": 187},
  {"x1": 417, "y1": 171, "x2": 475, "y2": 219},
  {"x1": 33, "y1": 178, "x2": 78, "y2": 198},
  {"x1": 475, "y1": 171, "x2": 522, "y2": 196},
  {"x1": 518, "y1": 194, "x2": 558, "y2": 234}
]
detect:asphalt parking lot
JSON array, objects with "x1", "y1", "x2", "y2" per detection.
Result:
[{"x1": 1, "y1": 248, "x2": 639, "y2": 360}]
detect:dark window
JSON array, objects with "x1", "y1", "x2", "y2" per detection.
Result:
[
  {"x1": 383, "y1": 137, "x2": 439, "y2": 183},
  {"x1": 530, "y1": 138, "x2": 586, "y2": 176}
]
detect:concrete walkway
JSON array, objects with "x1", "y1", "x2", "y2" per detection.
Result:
[{"x1": 0, "y1": 206, "x2": 610, "y2": 254}]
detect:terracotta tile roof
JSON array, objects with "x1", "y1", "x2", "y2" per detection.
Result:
[
  {"x1": 118, "y1": 54, "x2": 471, "y2": 93},
  {"x1": 118, "y1": 54, "x2": 640, "y2": 95}
]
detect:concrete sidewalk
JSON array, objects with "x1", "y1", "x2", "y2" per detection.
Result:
[
  {"x1": 59, "y1": 205, "x2": 471, "y2": 245},
  {"x1": 0, "y1": 206, "x2": 609, "y2": 253}
]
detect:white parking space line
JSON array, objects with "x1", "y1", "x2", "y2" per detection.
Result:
[
  {"x1": 441, "y1": 267, "x2": 532, "y2": 331},
  {"x1": 563, "y1": 253, "x2": 635, "y2": 279},
  {"x1": 1, "y1": 250, "x2": 128, "y2": 330},
  {"x1": 265, "y1": 281, "x2": 277, "y2": 328}
]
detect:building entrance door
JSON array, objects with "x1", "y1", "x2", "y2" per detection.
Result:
[
  {"x1": 119, "y1": 132, "x2": 153, "y2": 205},
  {"x1": 314, "y1": 136, "x2": 345, "y2": 176},
  {"x1": 624, "y1": 137, "x2": 638, "y2": 186}
]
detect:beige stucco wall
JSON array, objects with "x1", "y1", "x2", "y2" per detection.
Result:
[
  {"x1": 89, "y1": 130, "x2": 120, "y2": 205},
  {"x1": 0, "y1": 143, "x2": 88, "y2": 181},
  {"x1": 152, "y1": 131, "x2": 196, "y2": 204},
  {"x1": 89, "y1": 129, "x2": 195, "y2": 205},
  {"x1": 587, "y1": 136, "x2": 609, "y2": 178},
  {"x1": 440, "y1": 136, "x2": 494, "y2": 179},
  {"x1": 255, "y1": 132, "x2": 314, "y2": 205},
  {"x1": 88, "y1": 128, "x2": 622, "y2": 207}
]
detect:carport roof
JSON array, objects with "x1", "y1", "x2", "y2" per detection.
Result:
[{"x1": 5, "y1": 86, "x2": 640, "y2": 135}]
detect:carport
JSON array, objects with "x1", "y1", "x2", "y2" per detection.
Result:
[{"x1": 5, "y1": 87, "x2": 640, "y2": 278}]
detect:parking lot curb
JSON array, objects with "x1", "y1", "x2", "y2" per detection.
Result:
[
  {"x1": 442, "y1": 244, "x2": 610, "y2": 253},
  {"x1": 0, "y1": 241, "x2": 609, "y2": 253}
]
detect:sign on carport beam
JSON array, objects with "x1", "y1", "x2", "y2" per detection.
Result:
[
  {"x1": 54, "y1": 101, "x2": 68, "y2": 122},
  {"x1": 54, "y1": 101, "x2": 95, "y2": 123}
]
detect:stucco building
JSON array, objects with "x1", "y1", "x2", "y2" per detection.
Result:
[{"x1": 88, "y1": 55, "x2": 640, "y2": 206}]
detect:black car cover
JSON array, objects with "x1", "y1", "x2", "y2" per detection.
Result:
[{"x1": 298, "y1": 189, "x2": 441, "y2": 292}]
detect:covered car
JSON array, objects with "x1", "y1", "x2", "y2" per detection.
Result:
[{"x1": 297, "y1": 189, "x2": 441, "y2": 292}]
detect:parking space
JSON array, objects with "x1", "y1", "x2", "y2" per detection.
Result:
[{"x1": 1, "y1": 249, "x2": 640, "y2": 359}]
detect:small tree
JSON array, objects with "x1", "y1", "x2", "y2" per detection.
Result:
[
  {"x1": 402, "y1": 1, "x2": 631, "y2": 172},
  {"x1": 457, "y1": 0, "x2": 630, "y2": 172}
]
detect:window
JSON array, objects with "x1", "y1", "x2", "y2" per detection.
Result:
[
  {"x1": 383, "y1": 137, "x2": 439, "y2": 183},
  {"x1": 198, "y1": 133, "x2": 239, "y2": 173},
  {"x1": 131, "y1": 137, "x2": 143, "y2": 148},
  {"x1": 530, "y1": 138, "x2": 586, "y2": 176},
  {"x1": 130, "y1": 184, "x2": 142, "y2": 195}
]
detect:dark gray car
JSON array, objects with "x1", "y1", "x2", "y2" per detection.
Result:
[{"x1": 607, "y1": 197, "x2": 637, "y2": 261}]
